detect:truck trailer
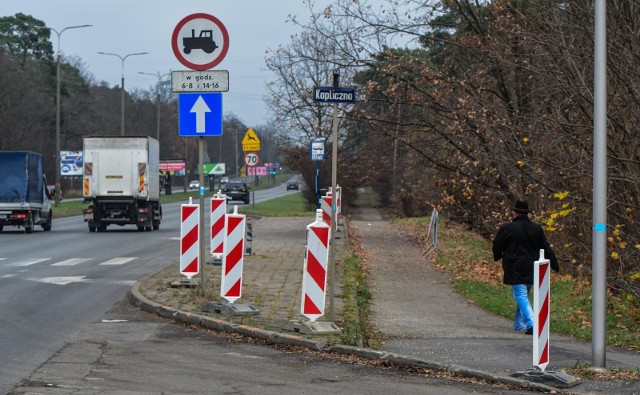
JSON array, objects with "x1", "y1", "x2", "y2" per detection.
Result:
[
  {"x1": 0, "y1": 151, "x2": 53, "y2": 233},
  {"x1": 82, "y1": 136, "x2": 162, "y2": 232}
]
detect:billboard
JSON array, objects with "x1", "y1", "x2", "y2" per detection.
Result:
[
  {"x1": 60, "y1": 151, "x2": 83, "y2": 176},
  {"x1": 160, "y1": 159, "x2": 186, "y2": 176}
]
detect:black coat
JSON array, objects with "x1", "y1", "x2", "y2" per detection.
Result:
[{"x1": 493, "y1": 215, "x2": 559, "y2": 285}]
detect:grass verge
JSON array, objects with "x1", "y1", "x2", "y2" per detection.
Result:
[
  {"x1": 340, "y1": 253, "x2": 373, "y2": 347},
  {"x1": 239, "y1": 192, "x2": 315, "y2": 217}
]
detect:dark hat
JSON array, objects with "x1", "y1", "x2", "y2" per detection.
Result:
[{"x1": 512, "y1": 200, "x2": 530, "y2": 214}]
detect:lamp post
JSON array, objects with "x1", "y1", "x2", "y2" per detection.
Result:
[
  {"x1": 46, "y1": 24, "x2": 92, "y2": 207},
  {"x1": 138, "y1": 71, "x2": 171, "y2": 144},
  {"x1": 98, "y1": 51, "x2": 148, "y2": 136}
]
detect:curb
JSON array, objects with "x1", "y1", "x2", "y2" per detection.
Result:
[{"x1": 128, "y1": 271, "x2": 562, "y2": 393}]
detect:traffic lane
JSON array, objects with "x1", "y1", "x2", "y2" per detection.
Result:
[
  {"x1": 10, "y1": 300, "x2": 536, "y2": 395},
  {"x1": 0, "y1": 278, "x2": 133, "y2": 394},
  {"x1": 0, "y1": 207, "x2": 180, "y2": 393}
]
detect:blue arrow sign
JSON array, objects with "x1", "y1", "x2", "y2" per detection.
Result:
[{"x1": 179, "y1": 93, "x2": 223, "y2": 136}]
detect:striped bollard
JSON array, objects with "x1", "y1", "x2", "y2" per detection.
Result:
[
  {"x1": 533, "y1": 249, "x2": 551, "y2": 371},
  {"x1": 210, "y1": 193, "x2": 227, "y2": 258},
  {"x1": 320, "y1": 195, "x2": 332, "y2": 228},
  {"x1": 221, "y1": 205, "x2": 246, "y2": 303},
  {"x1": 335, "y1": 185, "x2": 342, "y2": 223},
  {"x1": 300, "y1": 209, "x2": 330, "y2": 322},
  {"x1": 180, "y1": 199, "x2": 200, "y2": 279}
]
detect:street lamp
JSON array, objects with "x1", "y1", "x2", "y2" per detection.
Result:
[
  {"x1": 46, "y1": 24, "x2": 92, "y2": 207},
  {"x1": 138, "y1": 71, "x2": 171, "y2": 143},
  {"x1": 98, "y1": 51, "x2": 149, "y2": 136}
]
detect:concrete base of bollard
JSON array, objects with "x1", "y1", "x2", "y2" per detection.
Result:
[
  {"x1": 206, "y1": 257, "x2": 223, "y2": 266},
  {"x1": 511, "y1": 370, "x2": 581, "y2": 388},
  {"x1": 201, "y1": 302, "x2": 260, "y2": 315},
  {"x1": 170, "y1": 278, "x2": 198, "y2": 288},
  {"x1": 283, "y1": 320, "x2": 342, "y2": 335}
]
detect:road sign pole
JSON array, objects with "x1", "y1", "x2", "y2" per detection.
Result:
[
  {"x1": 328, "y1": 70, "x2": 339, "y2": 322},
  {"x1": 199, "y1": 136, "x2": 206, "y2": 290}
]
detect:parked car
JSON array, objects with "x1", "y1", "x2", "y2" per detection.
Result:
[
  {"x1": 286, "y1": 181, "x2": 299, "y2": 191},
  {"x1": 223, "y1": 181, "x2": 250, "y2": 204},
  {"x1": 188, "y1": 180, "x2": 200, "y2": 189},
  {"x1": 46, "y1": 184, "x2": 62, "y2": 200}
]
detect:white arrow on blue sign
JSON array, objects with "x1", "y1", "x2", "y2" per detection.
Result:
[{"x1": 179, "y1": 93, "x2": 223, "y2": 136}]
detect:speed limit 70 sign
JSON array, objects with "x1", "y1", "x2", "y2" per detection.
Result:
[{"x1": 244, "y1": 152, "x2": 259, "y2": 167}]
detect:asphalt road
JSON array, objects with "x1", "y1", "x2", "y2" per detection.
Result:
[
  {"x1": 9, "y1": 298, "x2": 536, "y2": 394},
  {"x1": 0, "y1": 185, "x2": 296, "y2": 394}
]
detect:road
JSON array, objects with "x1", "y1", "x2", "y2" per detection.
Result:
[
  {"x1": 2, "y1": 184, "x2": 541, "y2": 394},
  {"x1": 10, "y1": 299, "x2": 536, "y2": 394},
  {"x1": 0, "y1": 185, "x2": 297, "y2": 394}
]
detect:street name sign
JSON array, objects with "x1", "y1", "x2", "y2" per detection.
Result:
[
  {"x1": 172, "y1": 70, "x2": 229, "y2": 92},
  {"x1": 313, "y1": 87, "x2": 356, "y2": 103},
  {"x1": 178, "y1": 93, "x2": 222, "y2": 136},
  {"x1": 172, "y1": 13, "x2": 229, "y2": 70}
]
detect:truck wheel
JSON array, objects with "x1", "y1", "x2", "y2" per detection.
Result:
[
  {"x1": 152, "y1": 221, "x2": 160, "y2": 231},
  {"x1": 137, "y1": 226, "x2": 145, "y2": 232},
  {"x1": 0, "y1": 226, "x2": 3, "y2": 232},
  {"x1": 98, "y1": 225, "x2": 107, "y2": 232},
  {"x1": 42, "y1": 212, "x2": 52, "y2": 231},
  {"x1": 89, "y1": 225, "x2": 96, "y2": 232}
]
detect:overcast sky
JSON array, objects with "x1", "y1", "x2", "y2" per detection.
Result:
[{"x1": 3, "y1": 1, "x2": 321, "y2": 127}]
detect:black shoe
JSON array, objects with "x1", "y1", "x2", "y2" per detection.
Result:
[{"x1": 525, "y1": 327, "x2": 533, "y2": 335}]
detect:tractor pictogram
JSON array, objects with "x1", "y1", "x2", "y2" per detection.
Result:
[{"x1": 183, "y1": 29, "x2": 218, "y2": 54}]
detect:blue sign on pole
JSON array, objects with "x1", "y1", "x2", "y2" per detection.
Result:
[
  {"x1": 313, "y1": 87, "x2": 356, "y2": 103},
  {"x1": 178, "y1": 93, "x2": 223, "y2": 136}
]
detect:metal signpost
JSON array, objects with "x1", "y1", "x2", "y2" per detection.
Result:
[
  {"x1": 172, "y1": 13, "x2": 229, "y2": 290},
  {"x1": 313, "y1": 72, "x2": 355, "y2": 321}
]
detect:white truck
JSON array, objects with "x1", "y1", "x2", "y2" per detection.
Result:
[
  {"x1": 82, "y1": 136, "x2": 162, "y2": 232},
  {"x1": 0, "y1": 151, "x2": 53, "y2": 233}
]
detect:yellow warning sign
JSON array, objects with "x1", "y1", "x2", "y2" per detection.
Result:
[{"x1": 242, "y1": 128, "x2": 261, "y2": 151}]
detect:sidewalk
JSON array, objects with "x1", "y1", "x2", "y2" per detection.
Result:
[{"x1": 133, "y1": 192, "x2": 640, "y2": 394}]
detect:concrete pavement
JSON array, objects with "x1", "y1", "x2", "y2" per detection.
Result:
[{"x1": 130, "y1": 192, "x2": 640, "y2": 394}]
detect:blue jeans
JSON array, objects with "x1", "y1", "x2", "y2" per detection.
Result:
[{"x1": 512, "y1": 284, "x2": 533, "y2": 330}]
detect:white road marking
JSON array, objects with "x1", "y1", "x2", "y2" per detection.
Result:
[
  {"x1": 7, "y1": 258, "x2": 50, "y2": 267},
  {"x1": 52, "y1": 258, "x2": 92, "y2": 266},
  {"x1": 32, "y1": 276, "x2": 91, "y2": 285},
  {"x1": 224, "y1": 353, "x2": 264, "y2": 359},
  {"x1": 101, "y1": 319, "x2": 129, "y2": 323},
  {"x1": 98, "y1": 257, "x2": 136, "y2": 266}
]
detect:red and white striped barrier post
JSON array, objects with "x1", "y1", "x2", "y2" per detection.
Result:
[
  {"x1": 300, "y1": 209, "x2": 331, "y2": 322},
  {"x1": 335, "y1": 185, "x2": 342, "y2": 224},
  {"x1": 320, "y1": 194, "x2": 332, "y2": 228},
  {"x1": 221, "y1": 206, "x2": 246, "y2": 303},
  {"x1": 533, "y1": 249, "x2": 551, "y2": 371},
  {"x1": 180, "y1": 198, "x2": 200, "y2": 279},
  {"x1": 210, "y1": 193, "x2": 227, "y2": 258}
]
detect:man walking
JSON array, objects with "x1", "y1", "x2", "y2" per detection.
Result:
[{"x1": 493, "y1": 200, "x2": 559, "y2": 334}]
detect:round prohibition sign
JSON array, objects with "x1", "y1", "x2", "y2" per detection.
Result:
[
  {"x1": 172, "y1": 13, "x2": 230, "y2": 70},
  {"x1": 244, "y1": 152, "x2": 259, "y2": 167}
]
